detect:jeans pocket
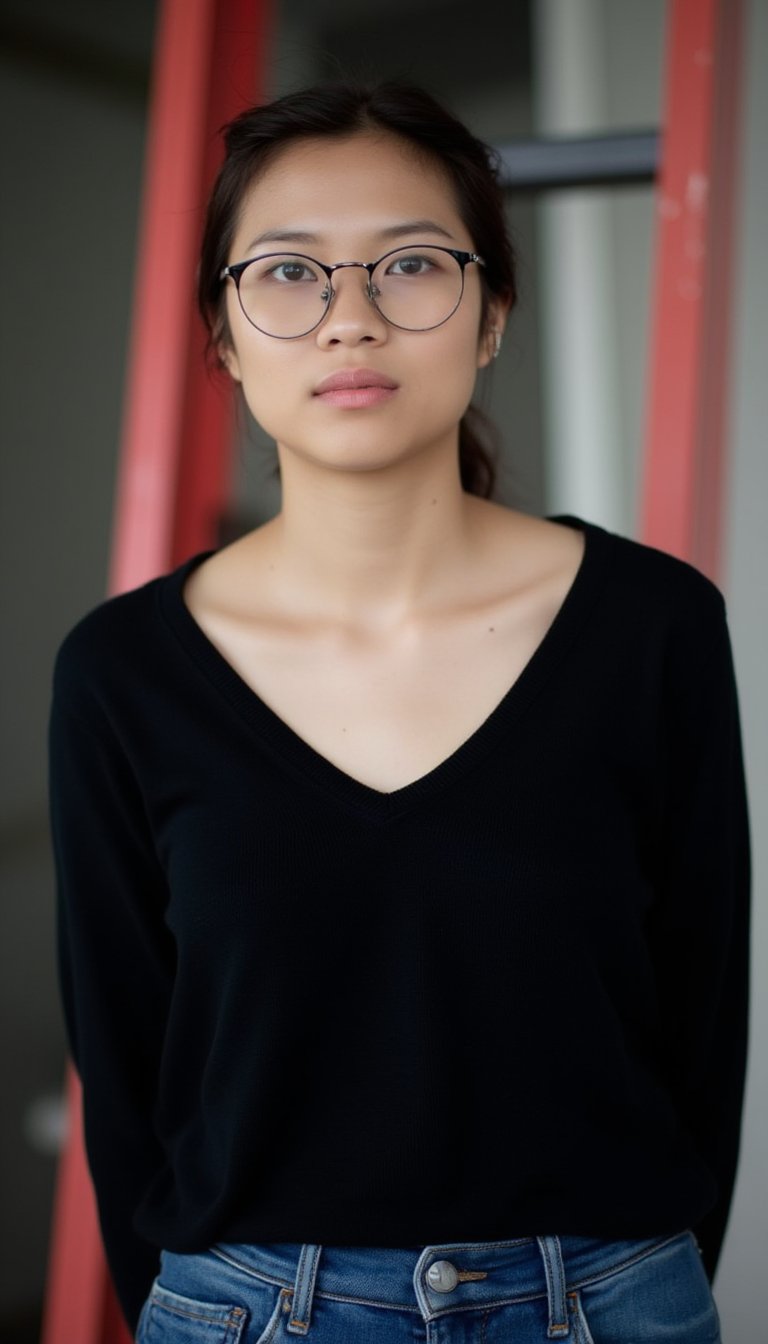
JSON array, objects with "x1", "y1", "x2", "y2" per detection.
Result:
[
  {"x1": 570, "y1": 1232, "x2": 722, "y2": 1343},
  {"x1": 136, "y1": 1280, "x2": 250, "y2": 1343}
]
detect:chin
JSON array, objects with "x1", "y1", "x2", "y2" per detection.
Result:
[{"x1": 280, "y1": 430, "x2": 419, "y2": 472}]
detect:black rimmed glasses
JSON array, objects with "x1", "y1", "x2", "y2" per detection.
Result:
[{"x1": 219, "y1": 245, "x2": 486, "y2": 339}]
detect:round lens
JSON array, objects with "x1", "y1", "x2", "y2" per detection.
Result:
[
  {"x1": 236, "y1": 253, "x2": 330, "y2": 337},
  {"x1": 370, "y1": 247, "x2": 464, "y2": 331}
]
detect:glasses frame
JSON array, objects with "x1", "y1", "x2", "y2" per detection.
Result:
[{"x1": 219, "y1": 244, "x2": 486, "y2": 338}]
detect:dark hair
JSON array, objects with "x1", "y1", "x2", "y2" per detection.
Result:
[{"x1": 198, "y1": 81, "x2": 517, "y2": 498}]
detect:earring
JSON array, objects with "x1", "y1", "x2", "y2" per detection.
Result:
[{"x1": 492, "y1": 329, "x2": 503, "y2": 360}]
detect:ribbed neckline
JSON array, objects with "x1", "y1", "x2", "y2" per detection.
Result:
[{"x1": 157, "y1": 514, "x2": 613, "y2": 822}]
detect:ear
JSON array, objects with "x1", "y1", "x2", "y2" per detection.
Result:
[
  {"x1": 477, "y1": 297, "x2": 510, "y2": 370},
  {"x1": 218, "y1": 339, "x2": 242, "y2": 383}
]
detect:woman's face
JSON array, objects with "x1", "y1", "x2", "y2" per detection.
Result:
[{"x1": 220, "y1": 131, "x2": 504, "y2": 477}]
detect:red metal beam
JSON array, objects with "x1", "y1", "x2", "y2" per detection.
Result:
[
  {"x1": 108, "y1": 0, "x2": 219, "y2": 594},
  {"x1": 641, "y1": 0, "x2": 745, "y2": 578},
  {"x1": 43, "y1": 2, "x2": 271, "y2": 1341},
  {"x1": 107, "y1": 0, "x2": 272, "y2": 592},
  {"x1": 41, "y1": 1073, "x2": 113, "y2": 1344},
  {"x1": 173, "y1": 0, "x2": 273, "y2": 564}
]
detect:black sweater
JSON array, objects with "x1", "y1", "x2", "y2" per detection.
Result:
[{"x1": 47, "y1": 514, "x2": 751, "y2": 1333}]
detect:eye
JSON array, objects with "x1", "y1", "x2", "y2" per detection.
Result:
[
  {"x1": 256, "y1": 257, "x2": 321, "y2": 284},
  {"x1": 385, "y1": 252, "x2": 437, "y2": 277}
]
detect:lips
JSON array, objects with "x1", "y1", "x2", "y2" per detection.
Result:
[{"x1": 313, "y1": 368, "x2": 399, "y2": 395}]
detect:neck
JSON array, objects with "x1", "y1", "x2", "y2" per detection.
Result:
[{"x1": 258, "y1": 440, "x2": 486, "y2": 634}]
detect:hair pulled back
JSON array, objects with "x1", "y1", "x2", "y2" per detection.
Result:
[{"x1": 198, "y1": 81, "x2": 517, "y2": 498}]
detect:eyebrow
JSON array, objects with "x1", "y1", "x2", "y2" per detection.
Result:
[{"x1": 244, "y1": 219, "x2": 457, "y2": 252}]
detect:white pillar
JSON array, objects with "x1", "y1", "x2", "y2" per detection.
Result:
[{"x1": 532, "y1": 0, "x2": 625, "y2": 528}]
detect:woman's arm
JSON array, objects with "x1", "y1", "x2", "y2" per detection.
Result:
[
  {"x1": 648, "y1": 591, "x2": 751, "y2": 1282},
  {"x1": 48, "y1": 666, "x2": 175, "y2": 1333}
]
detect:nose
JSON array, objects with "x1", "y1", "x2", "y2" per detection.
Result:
[{"x1": 315, "y1": 263, "x2": 388, "y2": 347}]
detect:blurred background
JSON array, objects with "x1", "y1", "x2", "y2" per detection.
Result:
[{"x1": 1, "y1": 0, "x2": 765, "y2": 1338}]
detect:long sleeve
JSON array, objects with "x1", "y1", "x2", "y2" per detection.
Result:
[
  {"x1": 647, "y1": 593, "x2": 751, "y2": 1283},
  {"x1": 48, "y1": 667, "x2": 175, "y2": 1333}
]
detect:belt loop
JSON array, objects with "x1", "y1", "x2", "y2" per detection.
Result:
[
  {"x1": 535, "y1": 1236, "x2": 570, "y2": 1338},
  {"x1": 286, "y1": 1244, "x2": 322, "y2": 1335}
]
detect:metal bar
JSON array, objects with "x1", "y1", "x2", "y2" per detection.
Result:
[
  {"x1": 640, "y1": 0, "x2": 745, "y2": 574},
  {"x1": 42, "y1": 2, "x2": 271, "y2": 1341},
  {"x1": 497, "y1": 130, "x2": 659, "y2": 190}
]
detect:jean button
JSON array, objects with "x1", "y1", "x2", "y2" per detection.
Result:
[{"x1": 426, "y1": 1259, "x2": 459, "y2": 1292}]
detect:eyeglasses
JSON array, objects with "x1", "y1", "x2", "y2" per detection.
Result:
[{"x1": 219, "y1": 244, "x2": 486, "y2": 339}]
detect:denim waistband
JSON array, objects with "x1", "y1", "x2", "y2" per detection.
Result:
[{"x1": 208, "y1": 1231, "x2": 691, "y2": 1338}]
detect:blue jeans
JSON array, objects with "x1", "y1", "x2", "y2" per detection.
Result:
[{"x1": 135, "y1": 1230, "x2": 722, "y2": 1342}]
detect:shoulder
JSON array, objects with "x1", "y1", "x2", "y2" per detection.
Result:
[
  {"x1": 488, "y1": 504, "x2": 726, "y2": 627},
  {"x1": 551, "y1": 512, "x2": 727, "y2": 644},
  {"x1": 593, "y1": 518, "x2": 723, "y2": 601},
  {"x1": 51, "y1": 566, "x2": 172, "y2": 709},
  {"x1": 53, "y1": 577, "x2": 155, "y2": 674}
]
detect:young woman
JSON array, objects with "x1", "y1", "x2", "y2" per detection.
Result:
[{"x1": 49, "y1": 82, "x2": 750, "y2": 1343}]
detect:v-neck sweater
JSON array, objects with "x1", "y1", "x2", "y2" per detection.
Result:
[{"x1": 47, "y1": 514, "x2": 751, "y2": 1333}]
